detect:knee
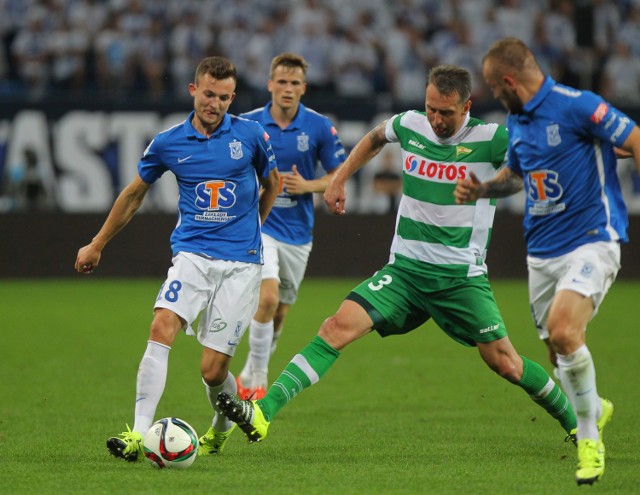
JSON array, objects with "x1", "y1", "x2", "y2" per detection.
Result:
[
  {"x1": 257, "y1": 290, "x2": 279, "y2": 317},
  {"x1": 201, "y1": 366, "x2": 226, "y2": 387},
  {"x1": 490, "y1": 355, "x2": 522, "y2": 384},
  {"x1": 547, "y1": 327, "x2": 575, "y2": 354},
  {"x1": 149, "y1": 310, "x2": 182, "y2": 346},
  {"x1": 317, "y1": 314, "x2": 351, "y2": 350},
  {"x1": 547, "y1": 311, "x2": 584, "y2": 353}
]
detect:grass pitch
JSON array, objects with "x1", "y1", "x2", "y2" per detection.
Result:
[{"x1": 1, "y1": 278, "x2": 639, "y2": 495}]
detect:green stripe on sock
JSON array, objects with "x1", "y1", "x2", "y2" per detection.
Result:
[
  {"x1": 258, "y1": 336, "x2": 340, "y2": 421},
  {"x1": 519, "y1": 355, "x2": 577, "y2": 433}
]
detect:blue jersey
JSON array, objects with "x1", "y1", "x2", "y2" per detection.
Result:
[
  {"x1": 240, "y1": 102, "x2": 345, "y2": 244},
  {"x1": 138, "y1": 111, "x2": 277, "y2": 264},
  {"x1": 506, "y1": 76, "x2": 635, "y2": 258}
]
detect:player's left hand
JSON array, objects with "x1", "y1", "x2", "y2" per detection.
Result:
[{"x1": 282, "y1": 165, "x2": 307, "y2": 194}]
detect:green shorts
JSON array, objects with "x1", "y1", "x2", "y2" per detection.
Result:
[{"x1": 347, "y1": 259, "x2": 508, "y2": 347}]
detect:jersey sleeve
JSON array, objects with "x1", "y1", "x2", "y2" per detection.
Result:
[
  {"x1": 252, "y1": 123, "x2": 278, "y2": 178},
  {"x1": 137, "y1": 135, "x2": 168, "y2": 184},
  {"x1": 384, "y1": 113, "x2": 405, "y2": 143},
  {"x1": 491, "y1": 124, "x2": 509, "y2": 169},
  {"x1": 317, "y1": 117, "x2": 346, "y2": 172},
  {"x1": 505, "y1": 115, "x2": 522, "y2": 176},
  {"x1": 571, "y1": 91, "x2": 636, "y2": 147}
]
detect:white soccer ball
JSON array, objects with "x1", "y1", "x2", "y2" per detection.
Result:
[{"x1": 143, "y1": 417, "x2": 198, "y2": 469}]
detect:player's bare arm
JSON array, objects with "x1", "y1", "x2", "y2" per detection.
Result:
[
  {"x1": 258, "y1": 167, "x2": 280, "y2": 224},
  {"x1": 283, "y1": 165, "x2": 336, "y2": 194},
  {"x1": 620, "y1": 125, "x2": 640, "y2": 170},
  {"x1": 75, "y1": 174, "x2": 151, "y2": 274},
  {"x1": 454, "y1": 167, "x2": 523, "y2": 204},
  {"x1": 324, "y1": 120, "x2": 389, "y2": 215}
]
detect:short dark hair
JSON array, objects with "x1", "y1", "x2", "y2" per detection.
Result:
[
  {"x1": 270, "y1": 52, "x2": 308, "y2": 79},
  {"x1": 194, "y1": 56, "x2": 237, "y2": 84},
  {"x1": 427, "y1": 65, "x2": 471, "y2": 103}
]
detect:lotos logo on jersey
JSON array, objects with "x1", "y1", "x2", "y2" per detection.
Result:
[
  {"x1": 404, "y1": 154, "x2": 467, "y2": 181},
  {"x1": 195, "y1": 180, "x2": 237, "y2": 210},
  {"x1": 525, "y1": 170, "x2": 563, "y2": 201}
]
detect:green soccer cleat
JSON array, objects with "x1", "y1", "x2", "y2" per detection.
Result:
[
  {"x1": 216, "y1": 392, "x2": 270, "y2": 443},
  {"x1": 106, "y1": 425, "x2": 144, "y2": 462},
  {"x1": 576, "y1": 439, "x2": 605, "y2": 485},
  {"x1": 566, "y1": 397, "x2": 614, "y2": 445},
  {"x1": 198, "y1": 424, "x2": 236, "y2": 455}
]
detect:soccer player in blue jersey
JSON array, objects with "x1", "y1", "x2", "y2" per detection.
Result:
[
  {"x1": 74, "y1": 56, "x2": 280, "y2": 461},
  {"x1": 454, "y1": 38, "x2": 640, "y2": 485},
  {"x1": 234, "y1": 53, "x2": 346, "y2": 400}
]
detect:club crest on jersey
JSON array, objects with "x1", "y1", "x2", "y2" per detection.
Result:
[
  {"x1": 580, "y1": 262, "x2": 594, "y2": 278},
  {"x1": 546, "y1": 124, "x2": 561, "y2": 147},
  {"x1": 297, "y1": 133, "x2": 309, "y2": 152},
  {"x1": 229, "y1": 140, "x2": 243, "y2": 160}
]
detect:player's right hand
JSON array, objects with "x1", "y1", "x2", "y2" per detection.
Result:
[
  {"x1": 75, "y1": 244, "x2": 101, "y2": 274},
  {"x1": 454, "y1": 171, "x2": 482, "y2": 204},
  {"x1": 324, "y1": 181, "x2": 346, "y2": 215}
]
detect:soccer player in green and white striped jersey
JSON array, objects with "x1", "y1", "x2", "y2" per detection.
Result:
[{"x1": 216, "y1": 65, "x2": 578, "y2": 446}]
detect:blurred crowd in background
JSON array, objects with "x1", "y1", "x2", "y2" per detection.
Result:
[
  {"x1": 2, "y1": 0, "x2": 640, "y2": 106},
  {"x1": 2, "y1": 0, "x2": 640, "y2": 214}
]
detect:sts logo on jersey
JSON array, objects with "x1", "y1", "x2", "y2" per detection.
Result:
[
  {"x1": 194, "y1": 180, "x2": 237, "y2": 222},
  {"x1": 525, "y1": 170, "x2": 566, "y2": 216}
]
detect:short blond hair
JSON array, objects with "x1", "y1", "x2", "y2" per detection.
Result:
[{"x1": 483, "y1": 37, "x2": 540, "y2": 74}]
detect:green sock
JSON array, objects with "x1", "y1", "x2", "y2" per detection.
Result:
[
  {"x1": 519, "y1": 355, "x2": 577, "y2": 433},
  {"x1": 257, "y1": 336, "x2": 340, "y2": 421}
]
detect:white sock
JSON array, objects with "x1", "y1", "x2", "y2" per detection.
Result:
[
  {"x1": 238, "y1": 353, "x2": 252, "y2": 383},
  {"x1": 248, "y1": 319, "x2": 274, "y2": 375},
  {"x1": 204, "y1": 372, "x2": 237, "y2": 432},
  {"x1": 556, "y1": 344, "x2": 599, "y2": 441},
  {"x1": 133, "y1": 340, "x2": 171, "y2": 435}
]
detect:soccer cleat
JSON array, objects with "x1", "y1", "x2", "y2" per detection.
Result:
[
  {"x1": 106, "y1": 425, "x2": 144, "y2": 462},
  {"x1": 216, "y1": 392, "x2": 270, "y2": 442},
  {"x1": 245, "y1": 386, "x2": 267, "y2": 401},
  {"x1": 236, "y1": 375, "x2": 252, "y2": 401},
  {"x1": 198, "y1": 424, "x2": 236, "y2": 455},
  {"x1": 576, "y1": 439, "x2": 605, "y2": 485},
  {"x1": 566, "y1": 397, "x2": 614, "y2": 445},
  {"x1": 244, "y1": 371, "x2": 268, "y2": 401},
  {"x1": 597, "y1": 398, "x2": 614, "y2": 439}
]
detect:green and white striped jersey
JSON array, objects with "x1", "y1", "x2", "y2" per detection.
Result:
[{"x1": 384, "y1": 110, "x2": 508, "y2": 278}]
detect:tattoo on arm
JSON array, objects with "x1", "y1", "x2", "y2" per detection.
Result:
[
  {"x1": 367, "y1": 121, "x2": 388, "y2": 154},
  {"x1": 484, "y1": 168, "x2": 524, "y2": 198}
]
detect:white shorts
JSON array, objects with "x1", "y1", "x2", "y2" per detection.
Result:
[
  {"x1": 154, "y1": 252, "x2": 261, "y2": 356},
  {"x1": 261, "y1": 234, "x2": 312, "y2": 305},
  {"x1": 527, "y1": 241, "x2": 620, "y2": 340}
]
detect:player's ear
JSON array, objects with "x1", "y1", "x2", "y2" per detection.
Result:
[{"x1": 503, "y1": 74, "x2": 518, "y2": 90}]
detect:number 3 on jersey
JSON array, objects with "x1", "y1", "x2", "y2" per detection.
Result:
[
  {"x1": 156, "y1": 280, "x2": 183, "y2": 302},
  {"x1": 368, "y1": 274, "x2": 392, "y2": 291}
]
